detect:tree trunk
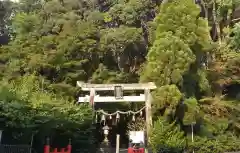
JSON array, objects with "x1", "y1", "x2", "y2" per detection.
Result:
[
  {"x1": 212, "y1": 0, "x2": 221, "y2": 44},
  {"x1": 200, "y1": 0, "x2": 208, "y2": 20},
  {"x1": 230, "y1": 3, "x2": 236, "y2": 27}
]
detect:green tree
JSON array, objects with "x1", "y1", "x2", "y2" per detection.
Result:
[
  {"x1": 141, "y1": 0, "x2": 210, "y2": 123},
  {"x1": 142, "y1": 0, "x2": 240, "y2": 152},
  {"x1": 150, "y1": 118, "x2": 186, "y2": 153},
  {"x1": 0, "y1": 74, "x2": 93, "y2": 146}
]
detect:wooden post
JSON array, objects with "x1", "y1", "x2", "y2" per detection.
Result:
[
  {"x1": 30, "y1": 132, "x2": 34, "y2": 153},
  {"x1": 67, "y1": 139, "x2": 72, "y2": 153},
  {"x1": 116, "y1": 134, "x2": 120, "y2": 153},
  {"x1": 145, "y1": 89, "x2": 152, "y2": 153},
  {"x1": 0, "y1": 130, "x2": 2, "y2": 144},
  {"x1": 53, "y1": 148, "x2": 58, "y2": 153},
  {"x1": 60, "y1": 148, "x2": 65, "y2": 153},
  {"x1": 191, "y1": 123, "x2": 194, "y2": 153},
  {"x1": 44, "y1": 138, "x2": 50, "y2": 153}
]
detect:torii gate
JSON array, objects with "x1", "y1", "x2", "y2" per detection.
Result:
[{"x1": 77, "y1": 81, "x2": 156, "y2": 153}]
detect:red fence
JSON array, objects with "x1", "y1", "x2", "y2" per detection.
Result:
[
  {"x1": 44, "y1": 139, "x2": 71, "y2": 153},
  {"x1": 128, "y1": 148, "x2": 144, "y2": 153}
]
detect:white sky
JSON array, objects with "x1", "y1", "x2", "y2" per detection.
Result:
[{"x1": 0, "y1": 0, "x2": 19, "y2": 2}]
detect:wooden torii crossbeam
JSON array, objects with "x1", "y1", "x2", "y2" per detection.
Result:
[
  {"x1": 77, "y1": 81, "x2": 156, "y2": 91},
  {"x1": 78, "y1": 94, "x2": 146, "y2": 102},
  {"x1": 77, "y1": 81, "x2": 157, "y2": 153}
]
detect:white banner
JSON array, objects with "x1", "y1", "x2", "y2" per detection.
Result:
[{"x1": 129, "y1": 131, "x2": 144, "y2": 144}]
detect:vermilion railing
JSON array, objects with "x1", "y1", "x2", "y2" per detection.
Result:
[
  {"x1": 128, "y1": 148, "x2": 144, "y2": 153},
  {"x1": 44, "y1": 138, "x2": 71, "y2": 153}
]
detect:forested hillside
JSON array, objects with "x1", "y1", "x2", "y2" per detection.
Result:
[{"x1": 0, "y1": 0, "x2": 240, "y2": 152}]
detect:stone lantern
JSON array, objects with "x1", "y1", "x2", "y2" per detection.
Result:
[{"x1": 102, "y1": 125, "x2": 110, "y2": 144}]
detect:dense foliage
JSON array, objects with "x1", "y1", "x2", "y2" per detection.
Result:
[{"x1": 0, "y1": 0, "x2": 240, "y2": 152}]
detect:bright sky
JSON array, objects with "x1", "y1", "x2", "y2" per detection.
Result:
[{"x1": 0, "y1": 0, "x2": 19, "y2": 2}]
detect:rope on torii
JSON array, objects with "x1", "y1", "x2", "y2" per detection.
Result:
[
  {"x1": 96, "y1": 106, "x2": 146, "y2": 124},
  {"x1": 96, "y1": 106, "x2": 146, "y2": 116}
]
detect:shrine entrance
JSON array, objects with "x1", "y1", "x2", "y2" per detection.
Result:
[{"x1": 77, "y1": 82, "x2": 156, "y2": 153}]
